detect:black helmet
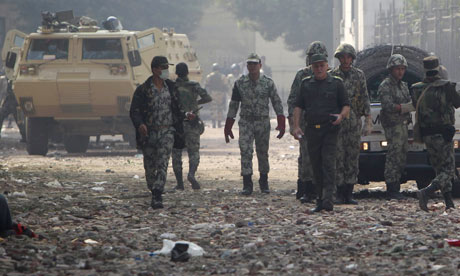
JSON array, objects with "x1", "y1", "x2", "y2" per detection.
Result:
[{"x1": 175, "y1": 62, "x2": 188, "y2": 78}]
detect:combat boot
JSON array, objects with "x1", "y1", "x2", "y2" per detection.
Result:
[
  {"x1": 334, "y1": 185, "x2": 346, "y2": 204},
  {"x1": 343, "y1": 184, "x2": 358, "y2": 205},
  {"x1": 151, "y1": 189, "x2": 164, "y2": 209},
  {"x1": 174, "y1": 169, "x2": 184, "y2": 190},
  {"x1": 311, "y1": 199, "x2": 323, "y2": 212},
  {"x1": 259, "y1": 173, "x2": 270, "y2": 194},
  {"x1": 416, "y1": 183, "x2": 438, "y2": 212},
  {"x1": 311, "y1": 199, "x2": 333, "y2": 212},
  {"x1": 386, "y1": 182, "x2": 405, "y2": 200},
  {"x1": 300, "y1": 181, "x2": 315, "y2": 203},
  {"x1": 443, "y1": 192, "x2": 455, "y2": 211},
  {"x1": 241, "y1": 175, "x2": 253, "y2": 195},
  {"x1": 187, "y1": 163, "x2": 201, "y2": 190},
  {"x1": 296, "y1": 179, "x2": 306, "y2": 200}
]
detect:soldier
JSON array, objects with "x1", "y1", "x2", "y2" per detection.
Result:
[
  {"x1": 331, "y1": 43, "x2": 372, "y2": 204},
  {"x1": 226, "y1": 63, "x2": 241, "y2": 87},
  {"x1": 293, "y1": 53, "x2": 350, "y2": 212},
  {"x1": 379, "y1": 54, "x2": 414, "y2": 200},
  {"x1": 0, "y1": 79, "x2": 26, "y2": 142},
  {"x1": 205, "y1": 63, "x2": 228, "y2": 128},
  {"x1": 130, "y1": 56, "x2": 187, "y2": 209},
  {"x1": 287, "y1": 41, "x2": 327, "y2": 203},
  {"x1": 414, "y1": 56, "x2": 460, "y2": 211},
  {"x1": 171, "y1": 62, "x2": 212, "y2": 190},
  {"x1": 224, "y1": 53, "x2": 285, "y2": 195}
]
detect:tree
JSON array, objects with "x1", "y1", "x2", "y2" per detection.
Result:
[
  {"x1": 221, "y1": 0, "x2": 333, "y2": 53},
  {"x1": 5, "y1": 0, "x2": 209, "y2": 38}
]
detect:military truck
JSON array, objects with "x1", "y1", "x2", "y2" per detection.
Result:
[
  {"x1": 1, "y1": 11, "x2": 201, "y2": 155},
  {"x1": 355, "y1": 45, "x2": 460, "y2": 194}
]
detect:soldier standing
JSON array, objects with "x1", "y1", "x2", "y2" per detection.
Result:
[
  {"x1": 0, "y1": 77, "x2": 26, "y2": 141},
  {"x1": 415, "y1": 56, "x2": 460, "y2": 211},
  {"x1": 293, "y1": 53, "x2": 350, "y2": 212},
  {"x1": 224, "y1": 53, "x2": 285, "y2": 195},
  {"x1": 287, "y1": 41, "x2": 328, "y2": 203},
  {"x1": 226, "y1": 63, "x2": 241, "y2": 88},
  {"x1": 379, "y1": 54, "x2": 414, "y2": 199},
  {"x1": 130, "y1": 56, "x2": 187, "y2": 209},
  {"x1": 172, "y1": 62, "x2": 212, "y2": 190},
  {"x1": 205, "y1": 63, "x2": 228, "y2": 128},
  {"x1": 331, "y1": 43, "x2": 372, "y2": 204}
]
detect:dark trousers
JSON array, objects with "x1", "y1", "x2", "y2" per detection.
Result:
[
  {"x1": 306, "y1": 124, "x2": 339, "y2": 204},
  {"x1": 0, "y1": 194, "x2": 12, "y2": 232}
]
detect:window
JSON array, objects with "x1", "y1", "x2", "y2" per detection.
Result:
[
  {"x1": 14, "y1": 35, "x2": 25, "y2": 47},
  {"x1": 137, "y1": 34, "x2": 155, "y2": 49},
  {"x1": 27, "y1": 39, "x2": 69, "y2": 60},
  {"x1": 82, "y1": 38, "x2": 123, "y2": 59}
]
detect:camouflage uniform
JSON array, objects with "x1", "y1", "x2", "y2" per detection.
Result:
[
  {"x1": 130, "y1": 76, "x2": 184, "y2": 193},
  {"x1": 415, "y1": 56, "x2": 460, "y2": 211},
  {"x1": 205, "y1": 68, "x2": 228, "y2": 128},
  {"x1": 172, "y1": 76, "x2": 212, "y2": 189},
  {"x1": 0, "y1": 78, "x2": 26, "y2": 140},
  {"x1": 287, "y1": 41, "x2": 328, "y2": 202},
  {"x1": 227, "y1": 74, "x2": 284, "y2": 176},
  {"x1": 331, "y1": 43, "x2": 371, "y2": 203},
  {"x1": 379, "y1": 54, "x2": 411, "y2": 195}
]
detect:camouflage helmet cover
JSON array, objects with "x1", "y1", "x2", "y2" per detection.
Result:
[
  {"x1": 306, "y1": 41, "x2": 328, "y2": 57},
  {"x1": 334, "y1": 43, "x2": 356, "y2": 59},
  {"x1": 386, "y1": 54, "x2": 408, "y2": 69}
]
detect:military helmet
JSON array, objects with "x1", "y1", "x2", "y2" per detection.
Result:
[
  {"x1": 334, "y1": 43, "x2": 356, "y2": 59},
  {"x1": 212, "y1": 63, "x2": 220, "y2": 71},
  {"x1": 230, "y1": 63, "x2": 240, "y2": 71},
  {"x1": 306, "y1": 41, "x2": 328, "y2": 57},
  {"x1": 386, "y1": 54, "x2": 408, "y2": 69}
]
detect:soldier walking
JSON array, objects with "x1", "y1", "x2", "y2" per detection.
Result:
[
  {"x1": 379, "y1": 54, "x2": 414, "y2": 199},
  {"x1": 130, "y1": 56, "x2": 187, "y2": 209},
  {"x1": 331, "y1": 43, "x2": 372, "y2": 204},
  {"x1": 205, "y1": 63, "x2": 228, "y2": 128},
  {"x1": 171, "y1": 62, "x2": 212, "y2": 190},
  {"x1": 292, "y1": 54, "x2": 350, "y2": 212},
  {"x1": 287, "y1": 41, "x2": 328, "y2": 203},
  {"x1": 224, "y1": 53, "x2": 285, "y2": 195},
  {"x1": 415, "y1": 56, "x2": 460, "y2": 211}
]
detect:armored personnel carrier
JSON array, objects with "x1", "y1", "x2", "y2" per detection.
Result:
[{"x1": 1, "y1": 11, "x2": 202, "y2": 155}]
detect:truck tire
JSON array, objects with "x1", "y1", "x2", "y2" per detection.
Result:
[
  {"x1": 26, "y1": 117, "x2": 49, "y2": 156},
  {"x1": 355, "y1": 44, "x2": 429, "y2": 100},
  {"x1": 64, "y1": 135, "x2": 90, "y2": 153},
  {"x1": 122, "y1": 132, "x2": 136, "y2": 148}
]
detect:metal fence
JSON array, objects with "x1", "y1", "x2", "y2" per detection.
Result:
[{"x1": 374, "y1": 0, "x2": 460, "y2": 81}]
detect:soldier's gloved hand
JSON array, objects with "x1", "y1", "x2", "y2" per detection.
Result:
[
  {"x1": 362, "y1": 115, "x2": 373, "y2": 136},
  {"x1": 276, "y1": 115, "x2": 286, "y2": 139},
  {"x1": 224, "y1": 118, "x2": 235, "y2": 143},
  {"x1": 138, "y1": 124, "x2": 148, "y2": 137}
]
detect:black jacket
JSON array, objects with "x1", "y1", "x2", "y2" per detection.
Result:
[{"x1": 129, "y1": 76, "x2": 184, "y2": 149}]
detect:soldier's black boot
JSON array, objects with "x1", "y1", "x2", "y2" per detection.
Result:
[
  {"x1": 386, "y1": 182, "x2": 405, "y2": 200},
  {"x1": 443, "y1": 192, "x2": 455, "y2": 211},
  {"x1": 187, "y1": 163, "x2": 201, "y2": 190},
  {"x1": 296, "y1": 179, "x2": 306, "y2": 200},
  {"x1": 343, "y1": 184, "x2": 358, "y2": 205},
  {"x1": 259, "y1": 173, "x2": 269, "y2": 194},
  {"x1": 311, "y1": 199, "x2": 323, "y2": 212},
  {"x1": 300, "y1": 181, "x2": 315, "y2": 203},
  {"x1": 416, "y1": 183, "x2": 438, "y2": 212},
  {"x1": 174, "y1": 169, "x2": 184, "y2": 190},
  {"x1": 151, "y1": 189, "x2": 164, "y2": 209},
  {"x1": 241, "y1": 175, "x2": 253, "y2": 195},
  {"x1": 334, "y1": 185, "x2": 345, "y2": 204}
]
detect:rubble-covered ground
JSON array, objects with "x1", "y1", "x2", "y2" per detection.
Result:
[{"x1": 1, "y1": 121, "x2": 460, "y2": 276}]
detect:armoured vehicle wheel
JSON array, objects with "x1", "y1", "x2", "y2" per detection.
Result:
[
  {"x1": 64, "y1": 135, "x2": 90, "y2": 153},
  {"x1": 122, "y1": 133, "x2": 136, "y2": 148},
  {"x1": 26, "y1": 117, "x2": 49, "y2": 156}
]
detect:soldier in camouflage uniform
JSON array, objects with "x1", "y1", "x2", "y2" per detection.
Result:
[
  {"x1": 414, "y1": 56, "x2": 460, "y2": 211},
  {"x1": 205, "y1": 63, "x2": 228, "y2": 128},
  {"x1": 224, "y1": 53, "x2": 285, "y2": 195},
  {"x1": 379, "y1": 54, "x2": 414, "y2": 199},
  {"x1": 130, "y1": 56, "x2": 186, "y2": 209},
  {"x1": 0, "y1": 76, "x2": 26, "y2": 141},
  {"x1": 331, "y1": 43, "x2": 372, "y2": 204},
  {"x1": 287, "y1": 41, "x2": 327, "y2": 203},
  {"x1": 172, "y1": 62, "x2": 212, "y2": 190}
]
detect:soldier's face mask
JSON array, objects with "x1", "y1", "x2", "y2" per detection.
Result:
[{"x1": 160, "y1": 69, "x2": 169, "y2": 80}]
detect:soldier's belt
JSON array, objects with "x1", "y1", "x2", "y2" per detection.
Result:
[{"x1": 307, "y1": 122, "x2": 331, "y2": 129}]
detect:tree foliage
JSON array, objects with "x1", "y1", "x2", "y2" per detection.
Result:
[
  {"x1": 5, "y1": 0, "x2": 209, "y2": 38},
  {"x1": 222, "y1": 0, "x2": 333, "y2": 53}
]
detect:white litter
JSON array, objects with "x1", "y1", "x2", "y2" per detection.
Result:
[{"x1": 154, "y1": 239, "x2": 205, "y2": 257}]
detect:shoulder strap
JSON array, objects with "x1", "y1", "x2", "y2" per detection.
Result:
[{"x1": 415, "y1": 83, "x2": 433, "y2": 123}]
